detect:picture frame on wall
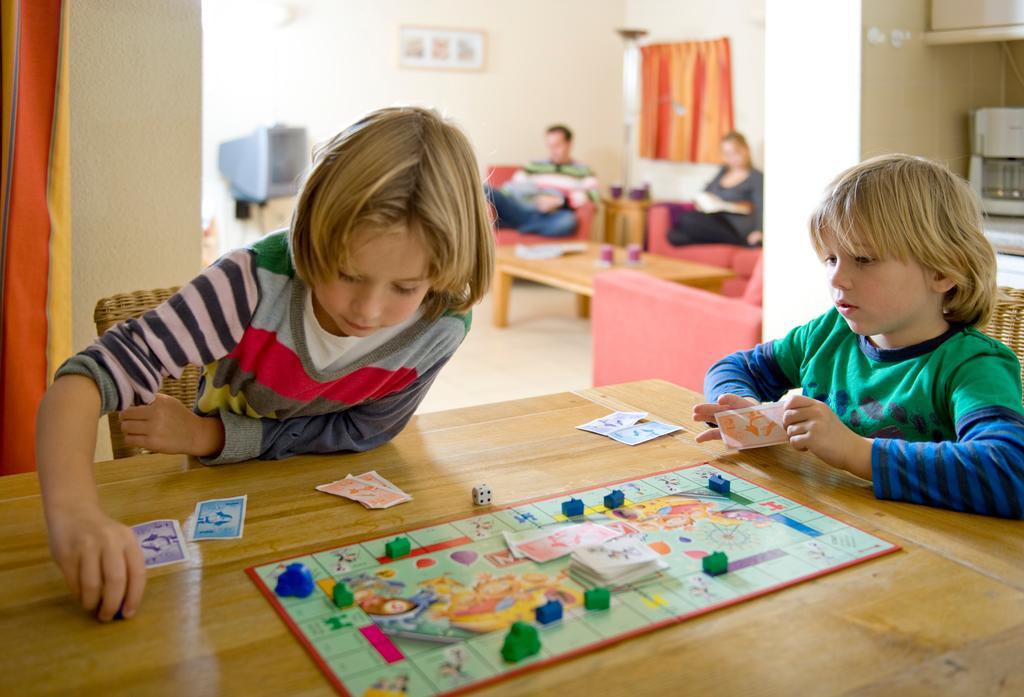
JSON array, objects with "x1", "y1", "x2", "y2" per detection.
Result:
[{"x1": 399, "y1": 26, "x2": 486, "y2": 71}]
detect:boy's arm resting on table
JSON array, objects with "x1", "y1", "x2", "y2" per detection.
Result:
[
  {"x1": 704, "y1": 342, "x2": 795, "y2": 404},
  {"x1": 201, "y1": 358, "x2": 451, "y2": 464},
  {"x1": 871, "y1": 409, "x2": 1024, "y2": 519},
  {"x1": 54, "y1": 249, "x2": 258, "y2": 414}
]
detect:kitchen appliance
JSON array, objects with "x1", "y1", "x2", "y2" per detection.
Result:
[{"x1": 969, "y1": 107, "x2": 1024, "y2": 217}]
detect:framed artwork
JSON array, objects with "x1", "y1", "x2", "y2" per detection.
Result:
[{"x1": 399, "y1": 26, "x2": 486, "y2": 71}]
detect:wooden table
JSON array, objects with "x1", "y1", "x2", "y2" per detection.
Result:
[
  {"x1": 492, "y1": 242, "x2": 734, "y2": 327},
  {"x1": 602, "y1": 196, "x2": 651, "y2": 247},
  {"x1": 2, "y1": 380, "x2": 1023, "y2": 696}
]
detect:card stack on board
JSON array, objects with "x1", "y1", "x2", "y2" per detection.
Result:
[
  {"x1": 316, "y1": 471, "x2": 412, "y2": 509},
  {"x1": 576, "y1": 411, "x2": 682, "y2": 446},
  {"x1": 569, "y1": 535, "x2": 668, "y2": 588}
]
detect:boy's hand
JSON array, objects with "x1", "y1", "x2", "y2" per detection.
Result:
[
  {"x1": 692, "y1": 393, "x2": 759, "y2": 443},
  {"x1": 120, "y1": 394, "x2": 224, "y2": 456},
  {"x1": 46, "y1": 502, "x2": 146, "y2": 622},
  {"x1": 783, "y1": 395, "x2": 873, "y2": 478}
]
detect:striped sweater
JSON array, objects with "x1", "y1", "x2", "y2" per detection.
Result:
[
  {"x1": 704, "y1": 309, "x2": 1024, "y2": 519},
  {"x1": 57, "y1": 231, "x2": 469, "y2": 464},
  {"x1": 514, "y1": 160, "x2": 601, "y2": 208}
]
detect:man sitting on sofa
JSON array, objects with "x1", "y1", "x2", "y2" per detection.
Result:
[{"x1": 486, "y1": 124, "x2": 599, "y2": 238}]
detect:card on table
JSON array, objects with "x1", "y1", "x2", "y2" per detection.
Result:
[
  {"x1": 189, "y1": 495, "x2": 247, "y2": 541},
  {"x1": 316, "y1": 474, "x2": 411, "y2": 509},
  {"x1": 576, "y1": 411, "x2": 649, "y2": 436},
  {"x1": 716, "y1": 401, "x2": 789, "y2": 450},
  {"x1": 512, "y1": 522, "x2": 623, "y2": 563},
  {"x1": 131, "y1": 519, "x2": 189, "y2": 568},
  {"x1": 353, "y1": 470, "x2": 406, "y2": 495},
  {"x1": 606, "y1": 420, "x2": 682, "y2": 446}
]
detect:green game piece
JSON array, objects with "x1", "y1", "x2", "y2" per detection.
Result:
[
  {"x1": 332, "y1": 582, "x2": 354, "y2": 609},
  {"x1": 702, "y1": 550, "x2": 729, "y2": 576},
  {"x1": 385, "y1": 536, "x2": 411, "y2": 558},
  {"x1": 584, "y1": 587, "x2": 611, "y2": 610},
  {"x1": 501, "y1": 621, "x2": 540, "y2": 663}
]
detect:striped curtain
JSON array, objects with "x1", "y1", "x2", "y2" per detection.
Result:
[
  {"x1": 639, "y1": 37, "x2": 734, "y2": 163},
  {"x1": 1, "y1": 0, "x2": 71, "y2": 474}
]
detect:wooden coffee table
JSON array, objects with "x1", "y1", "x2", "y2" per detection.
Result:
[{"x1": 492, "y1": 241, "x2": 734, "y2": 327}]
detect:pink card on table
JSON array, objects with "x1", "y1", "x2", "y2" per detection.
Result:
[
  {"x1": 514, "y1": 522, "x2": 623, "y2": 563},
  {"x1": 316, "y1": 477, "x2": 410, "y2": 508}
]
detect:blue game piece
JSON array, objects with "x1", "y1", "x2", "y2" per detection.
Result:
[
  {"x1": 275, "y1": 562, "x2": 315, "y2": 598},
  {"x1": 561, "y1": 498, "x2": 584, "y2": 517},
  {"x1": 535, "y1": 599, "x2": 563, "y2": 624},
  {"x1": 603, "y1": 489, "x2": 625, "y2": 509},
  {"x1": 708, "y1": 473, "x2": 730, "y2": 495}
]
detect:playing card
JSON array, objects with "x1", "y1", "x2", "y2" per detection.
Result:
[
  {"x1": 189, "y1": 495, "x2": 247, "y2": 540},
  {"x1": 132, "y1": 519, "x2": 189, "y2": 568},
  {"x1": 316, "y1": 476, "x2": 411, "y2": 508},
  {"x1": 513, "y1": 522, "x2": 623, "y2": 563},
  {"x1": 354, "y1": 471, "x2": 408, "y2": 497},
  {"x1": 716, "y1": 401, "x2": 788, "y2": 450},
  {"x1": 577, "y1": 411, "x2": 649, "y2": 436},
  {"x1": 502, "y1": 524, "x2": 572, "y2": 559},
  {"x1": 572, "y1": 536, "x2": 659, "y2": 573},
  {"x1": 606, "y1": 420, "x2": 682, "y2": 446}
]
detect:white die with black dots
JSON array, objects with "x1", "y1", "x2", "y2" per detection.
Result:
[{"x1": 472, "y1": 484, "x2": 492, "y2": 505}]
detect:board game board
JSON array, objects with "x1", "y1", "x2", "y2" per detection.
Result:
[{"x1": 247, "y1": 462, "x2": 899, "y2": 696}]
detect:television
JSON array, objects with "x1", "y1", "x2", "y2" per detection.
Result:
[{"x1": 218, "y1": 125, "x2": 308, "y2": 203}]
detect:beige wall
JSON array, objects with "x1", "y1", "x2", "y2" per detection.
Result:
[
  {"x1": 69, "y1": 0, "x2": 202, "y2": 459},
  {"x1": 203, "y1": 0, "x2": 626, "y2": 251},
  {"x1": 624, "y1": 0, "x2": 765, "y2": 200},
  {"x1": 861, "y1": 0, "x2": 1011, "y2": 175},
  {"x1": 1006, "y1": 40, "x2": 1024, "y2": 104}
]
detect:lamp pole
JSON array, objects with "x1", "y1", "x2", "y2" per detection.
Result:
[{"x1": 617, "y1": 28, "x2": 648, "y2": 190}]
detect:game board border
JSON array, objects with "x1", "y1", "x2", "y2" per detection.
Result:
[{"x1": 246, "y1": 459, "x2": 902, "y2": 696}]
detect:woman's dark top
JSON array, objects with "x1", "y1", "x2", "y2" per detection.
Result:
[{"x1": 705, "y1": 167, "x2": 763, "y2": 236}]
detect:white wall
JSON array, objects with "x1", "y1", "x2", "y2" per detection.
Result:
[
  {"x1": 624, "y1": 0, "x2": 765, "y2": 200},
  {"x1": 70, "y1": 0, "x2": 203, "y2": 460},
  {"x1": 203, "y1": 0, "x2": 626, "y2": 252},
  {"x1": 762, "y1": 0, "x2": 862, "y2": 339}
]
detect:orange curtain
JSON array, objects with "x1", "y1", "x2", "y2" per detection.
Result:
[
  {"x1": 1, "y1": 0, "x2": 71, "y2": 474},
  {"x1": 640, "y1": 37, "x2": 734, "y2": 163}
]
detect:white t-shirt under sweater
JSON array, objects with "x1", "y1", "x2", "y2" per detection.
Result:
[{"x1": 303, "y1": 289, "x2": 423, "y2": 371}]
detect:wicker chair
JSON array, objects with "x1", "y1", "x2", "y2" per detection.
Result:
[
  {"x1": 93, "y1": 287, "x2": 201, "y2": 458},
  {"x1": 983, "y1": 287, "x2": 1024, "y2": 400}
]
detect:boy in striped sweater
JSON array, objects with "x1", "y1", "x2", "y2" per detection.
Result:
[
  {"x1": 485, "y1": 124, "x2": 599, "y2": 238},
  {"x1": 694, "y1": 155, "x2": 1024, "y2": 519},
  {"x1": 35, "y1": 107, "x2": 495, "y2": 620}
]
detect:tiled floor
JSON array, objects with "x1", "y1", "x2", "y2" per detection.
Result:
[{"x1": 417, "y1": 281, "x2": 592, "y2": 414}]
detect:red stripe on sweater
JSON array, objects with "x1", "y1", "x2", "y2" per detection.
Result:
[{"x1": 227, "y1": 327, "x2": 419, "y2": 403}]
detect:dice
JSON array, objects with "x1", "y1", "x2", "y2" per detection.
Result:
[{"x1": 472, "y1": 484, "x2": 492, "y2": 505}]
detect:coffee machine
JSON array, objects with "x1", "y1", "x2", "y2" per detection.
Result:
[{"x1": 969, "y1": 107, "x2": 1024, "y2": 217}]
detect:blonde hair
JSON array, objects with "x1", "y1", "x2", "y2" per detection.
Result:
[
  {"x1": 721, "y1": 131, "x2": 751, "y2": 168},
  {"x1": 290, "y1": 106, "x2": 495, "y2": 322},
  {"x1": 809, "y1": 154, "x2": 996, "y2": 326}
]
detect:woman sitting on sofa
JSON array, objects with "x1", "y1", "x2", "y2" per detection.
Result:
[{"x1": 668, "y1": 131, "x2": 763, "y2": 248}]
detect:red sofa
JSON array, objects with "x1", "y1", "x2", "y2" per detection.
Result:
[
  {"x1": 487, "y1": 165, "x2": 595, "y2": 245},
  {"x1": 592, "y1": 255, "x2": 763, "y2": 393},
  {"x1": 647, "y1": 202, "x2": 762, "y2": 299}
]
